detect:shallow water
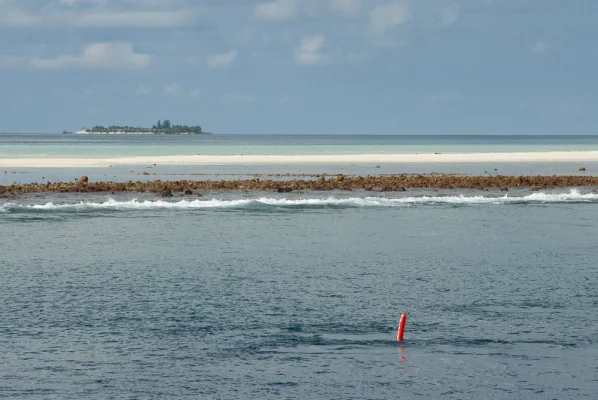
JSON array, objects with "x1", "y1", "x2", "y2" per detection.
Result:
[
  {"x1": 3, "y1": 134, "x2": 597, "y2": 186},
  {"x1": 4, "y1": 162, "x2": 598, "y2": 188},
  {"x1": 1, "y1": 189, "x2": 597, "y2": 398},
  {"x1": 3, "y1": 134, "x2": 598, "y2": 158}
]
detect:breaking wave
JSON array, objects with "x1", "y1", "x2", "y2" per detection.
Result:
[{"x1": 1, "y1": 189, "x2": 598, "y2": 214}]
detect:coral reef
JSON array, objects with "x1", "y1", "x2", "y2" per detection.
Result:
[{"x1": 2, "y1": 174, "x2": 598, "y2": 196}]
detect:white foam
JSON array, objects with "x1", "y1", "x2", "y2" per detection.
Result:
[{"x1": 1, "y1": 189, "x2": 597, "y2": 213}]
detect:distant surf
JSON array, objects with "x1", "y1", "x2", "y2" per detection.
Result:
[{"x1": 2, "y1": 189, "x2": 598, "y2": 213}]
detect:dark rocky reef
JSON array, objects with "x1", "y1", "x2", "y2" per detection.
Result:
[
  {"x1": 157, "y1": 187, "x2": 173, "y2": 197},
  {"x1": 2, "y1": 174, "x2": 598, "y2": 196}
]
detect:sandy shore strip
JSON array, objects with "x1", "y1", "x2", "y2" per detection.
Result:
[{"x1": 2, "y1": 151, "x2": 598, "y2": 168}]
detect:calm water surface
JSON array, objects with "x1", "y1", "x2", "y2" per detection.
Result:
[
  {"x1": 1, "y1": 189, "x2": 597, "y2": 399},
  {"x1": 3, "y1": 134, "x2": 598, "y2": 157}
]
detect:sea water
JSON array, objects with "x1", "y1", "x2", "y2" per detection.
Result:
[
  {"x1": 3, "y1": 134, "x2": 598, "y2": 158},
  {"x1": 3, "y1": 134, "x2": 598, "y2": 185},
  {"x1": 1, "y1": 189, "x2": 597, "y2": 399}
]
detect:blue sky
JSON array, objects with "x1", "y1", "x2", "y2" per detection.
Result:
[{"x1": 1, "y1": 0, "x2": 597, "y2": 134}]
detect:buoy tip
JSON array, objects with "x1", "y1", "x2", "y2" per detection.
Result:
[{"x1": 397, "y1": 313, "x2": 407, "y2": 342}]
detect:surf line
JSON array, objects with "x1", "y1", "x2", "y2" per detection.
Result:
[{"x1": 397, "y1": 313, "x2": 407, "y2": 342}]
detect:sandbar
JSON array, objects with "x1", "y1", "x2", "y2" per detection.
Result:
[{"x1": 1, "y1": 151, "x2": 598, "y2": 168}]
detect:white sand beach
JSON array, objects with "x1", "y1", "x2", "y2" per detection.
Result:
[{"x1": 1, "y1": 151, "x2": 598, "y2": 168}]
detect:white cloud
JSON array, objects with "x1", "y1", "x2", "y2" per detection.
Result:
[
  {"x1": 136, "y1": 85, "x2": 150, "y2": 95},
  {"x1": 440, "y1": 3, "x2": 459, "y2": 26},
  {"x1": 206, "y1": 49, "x2": 238, "y2": 69},
  {"x1": 329, "y1": 0, "x2": 362, "y2": 15},
  {"x1": 0, "y1": 8, "x2": 40, "y2": 27},
  {"x1": 221, "y1": 94, "x2": 255, "y2": 104},
  {"x1": 74, "y1": 11, "x2": 193, "y2": 28},
  {"x1": 254, "y1": 0, "x2": 297, "y2": 21},
  {"x1": 370, "y1": 1, "x2": 412, "y2": 35},
  {"x1": 235, "y1": 28, "x2": 253, "y2": 46},
  {"x1": 295, "y1": 35, "x2": 328, "y2": 66},
  {"x1": 0, "y1": 2, "x2": 196, "y2": 29},
  {"x1": 163, "y1": 83, "x2": 183, "y2": 97},
  {"x1": 190, "y1": 88, "x2": 201, "y2": 98},
  {"x1": 347, "y1": 51, "x2": 371, "y2": 64},
  {"x1": 253, "y1": 0, "x2": 362, "y2": 21},
  {"x1": 532, "y1": 40, "x2": 548, "y2": 56},
  {"x1": 59, "y1": 0, "x2": 108, "y2": 5},
  {"x1": 76, "y1": 88, "x2": 94, "y2": 99},
  {"x1": 25, "y1": 42, "x2": 152, "y2": 70},
  {"x1": 163, "y1": 85, "x2": 200, "y2": 98}
]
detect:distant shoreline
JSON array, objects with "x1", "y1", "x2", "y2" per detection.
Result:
[{"x1": 1, "y1": 151, "x2": 598, "y2": 168}]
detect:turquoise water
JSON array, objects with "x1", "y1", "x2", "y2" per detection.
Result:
[
  {"x1": 1, "y1": 189, "x2": 598, "y2": 398},
  {"x1": 2, "y1": 134, "x2": 598, "y2": 158}
]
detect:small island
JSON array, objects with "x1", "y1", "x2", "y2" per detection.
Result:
[{"x1": 76, "y1": 120, "x2": 209, "y2": 135}]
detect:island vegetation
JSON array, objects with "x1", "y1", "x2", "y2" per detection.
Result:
[{"x1": 78, "y1": 120, "x2": 206, "y2": 135}]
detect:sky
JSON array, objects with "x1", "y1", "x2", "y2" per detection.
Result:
[{"x1": 0, "y1": 0, "x2": 597, "y2": 135}]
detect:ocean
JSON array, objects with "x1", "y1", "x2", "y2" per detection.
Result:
[
  {"x1": 1, "y1": 135, "x2": 598, "y2": 399},
  {"x1": 3, "y1": 134, "x2": 598, "y2": 184},
  {"x1": 3, "y1": 134, "x2": 598, "y2": 158}
]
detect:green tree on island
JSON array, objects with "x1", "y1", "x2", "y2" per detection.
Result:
[{"x1": 87, "y1": 120, "x2": 203, "y2": 134}]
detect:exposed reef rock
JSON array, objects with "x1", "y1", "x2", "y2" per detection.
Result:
[
  {"x1": 2, "y1": 174, "x2": 598, "y2": 196},
  {"x1": 157, "y1": 187, "x2": 173, "y2": 197}
]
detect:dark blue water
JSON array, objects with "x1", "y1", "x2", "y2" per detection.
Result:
[{"x1": 1, "y1": 190, "x2": 597, "y2": 399}]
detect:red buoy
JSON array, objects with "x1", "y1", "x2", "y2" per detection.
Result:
[{"x1": 397, "y1": 313, "x2": 407, "y2": 341}]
